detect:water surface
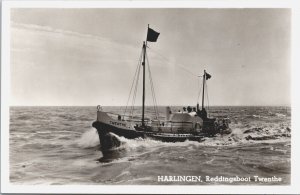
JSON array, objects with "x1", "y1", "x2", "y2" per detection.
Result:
[{"x1": 9, "y1": 106, "x2": 291, "y2": 185}]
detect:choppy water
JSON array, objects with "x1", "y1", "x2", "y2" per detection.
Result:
[{"x1": 10, "y1": 106, "x2": 291, "y2": 185}]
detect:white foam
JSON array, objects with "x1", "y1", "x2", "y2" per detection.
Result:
[
  {"x1": 79, "y1": 123, "x2": 291, "y2": 152},
  {"x1": 77, "y1": 128, "x2": 100, "y2": 148},
  {"x1": 275, "y1": 113, "x2": 287, "y2": 118},
  {"x1": 116, "y1": 133, "x2": 234, "y2": 148}
]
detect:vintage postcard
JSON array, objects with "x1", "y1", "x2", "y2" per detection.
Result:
[{"x1": 1, "y1": 0, "x2": 300, "y2": 194}]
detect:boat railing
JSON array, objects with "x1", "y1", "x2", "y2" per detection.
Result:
[
  {"x1": 106, "y1": 111, "x2": 197, "y2": 130},
  {"x1": 154, "y1": 133, "x2": 194, "y2": 137},
  {"x1": 163, "y1": 121, "x2": 195, "y2": 132},
  {"x1": 106, "y1": 112, "x2": 151, "y2": 122}
]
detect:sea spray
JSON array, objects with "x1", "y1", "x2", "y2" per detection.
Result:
[
  {"x1": 77, "y1": 128, "x2": 100, "y2": 148},
  {"x1": 9, "y1": 106, "x2": 291, "y2": 184},
  {"x1": 78, "y1": 122, "x2": 291, "y2": 152}
]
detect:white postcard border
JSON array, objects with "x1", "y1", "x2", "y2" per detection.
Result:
[{"x1": 1, "y1": 0, "x2": 300, "y2": 194}]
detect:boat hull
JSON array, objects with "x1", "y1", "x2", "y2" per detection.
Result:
[
  {"x1": 92, "y1": 120, "x2": 203, "y2": 143},
  {"x1": 146, "y1": 133, "x2": 203, "y2": 142},
  {"x1": 91, "y1": 110, "x2": 233, "y2": 150},
  {"x1": 92, "y1": 120, "x2": 143, "y2": 140}
]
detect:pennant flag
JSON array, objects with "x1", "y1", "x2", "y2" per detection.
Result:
[
  {"x1": 205, "y1": 72, "x2": 211, "y2": 80},
  {"x1": 147, "y1": 27, "x2": 160, "y2": 42}
]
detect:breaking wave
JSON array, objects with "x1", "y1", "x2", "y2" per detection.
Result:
[
  {"x1": 77, "y1": 128, "x2": 100, "y2": 148},
  {"x1": 77, "y1": 119, "x2": 291, "y2": 153},
  {"x1": 10, "y1": 106, "x2": 291, "y2": 185}
]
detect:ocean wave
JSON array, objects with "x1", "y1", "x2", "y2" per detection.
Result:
[
  {"x1": 81, "y1": 124, "x2": 291, "y2": 153},
  {"x1": 252, "y1": 115, "x2": 269, "y2": 119},
  {"x1": 275, "y1": 113, "x2": 286, "y2": 118},
  {"x1": 22, "y1": 142, "x2": 64, "y2": 150},
  {"x1": 77, "y1": 128, "x2": 100, "y2": 148},
  {"x1": 9, "y1": 106, "x2": 291, "y2": 185}
]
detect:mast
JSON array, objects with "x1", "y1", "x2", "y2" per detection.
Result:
[
  {"x1": 142, "y1": 41, "x2": 146, "y2": 127},
  {"x1": 141, "y1": 24, "x2": 159, "y2": 127},
  {"x1": 202, "y1": 70, "x2": 206, "y2": 110}
]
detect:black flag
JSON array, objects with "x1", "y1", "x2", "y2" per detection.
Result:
[
  {"x1": 205, "y1": 72, "x2": 211, "y2": 80},
  {"x1": 147, "y1": 27, "x2": 160, "y2": 42}
]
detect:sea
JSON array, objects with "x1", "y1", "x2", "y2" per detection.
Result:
[{"x1": 9, "y1": 106, "x2": 291, "y2": 185}]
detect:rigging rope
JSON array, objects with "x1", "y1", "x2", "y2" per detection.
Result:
[
  {"x1": 149, "y1": 46, "x2": 204, "y2": 108},
  {"x1": 146, "y1": 52, "x2": 160, "y2": 120},
  {"x1": 197, "y1": 76, "x2": 202, "y2": 104},
  {"x1": 123, "y1": 46, "x2": 160, "y2": 121},
  {"x1": 196, "y1": 75, "x2": 210, "y2": 114},
  {"x1": 123, "y1": 49, "x2": 143, "y2": 119},
  {"x1": 147, "y1": 47, "x2": 199, "y2": 77},
  {"x1": 123, "y1": 45, "x2": 204, "y2": 122},
  {"x1": 205, "y1": 81, "x2": 210, "y2": 115},
  {"x1": 130, "y1": 63, "x2": 141, "y2": 118}
]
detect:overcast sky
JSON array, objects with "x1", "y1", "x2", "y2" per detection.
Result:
[{"x1": 10, "y1": 8, "x2": 290, "y2": 106}]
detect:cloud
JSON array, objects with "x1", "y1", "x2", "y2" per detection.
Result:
[
  {"x1": 11, "y1": 22, "x2": 141, "y2": 106},
  {"x1": 12, "y1": 22, "x2": 110, "y2": 43},
  {"x1": 10, "y1": 8, "x2": 291, "y2": 107}
]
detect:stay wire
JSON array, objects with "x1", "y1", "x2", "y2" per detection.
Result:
[
  {"x1": 197, "y1": 76, "x2": 202, "y2": 104},
  {"x1": 146, "y1": 52, "x2": 160, "y2": 120},
  {"x1": 130, "y1": 63, "x2": 141, "y2": 118},
  {"x1": 147, "y1": 47, "x2": 199, "y2": 77},
  {"x1": 205, "y1": 81, "x2": 210, "y2": 114},
  {"x1": 123, "y1": 49, "x2": 143, "y2": 118},
  {"x1": 149, "y1": 46, "x2": 203, "y2": 108}
]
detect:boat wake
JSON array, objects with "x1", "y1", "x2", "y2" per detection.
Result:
[
  {"x1": 78, "y1": 120, "x2": 291, "y2": 151},
  {"x1": 9, "y1": 106, "x2": 291, "y2": 185},
  {"x1": 77, "y1": 119, "x2": 291, "y2": 164}
]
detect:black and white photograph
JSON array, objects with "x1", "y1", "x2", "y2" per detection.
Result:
[{"x1": 1, "y1": 1, "x2": 299, "y2": 194}]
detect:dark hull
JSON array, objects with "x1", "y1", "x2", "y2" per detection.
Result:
[
  {"x1": 93, "y1": 121, "x2": 143, "y2": 139},
  {"x1": 146, "y1": 134, "x2": 203, "y2": 142},
  {"x1": 92, "y1": 121, "x2": 203, "y2": 144}
]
